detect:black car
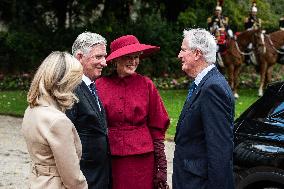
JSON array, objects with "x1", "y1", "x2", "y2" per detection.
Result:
[{"x1": 234, "y1": 81, "x2": 284, "y2": 189}]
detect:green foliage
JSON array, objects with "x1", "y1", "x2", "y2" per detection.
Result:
[
  {"x1": 238, "y1": 64, "x2": 284, "y2": 89},
  {"x1": 177, "y1": 0, "x2": 214, "y2": 29},
  {"x1": 0, "y1": 74, "x2": 31, "y2": 90},
  {"x1": 1, "y1": 64, "x2": 282, "y2": 91},
  {"x1": 224, "y1": 0, "x2": 248, "y2": 31},
  {"x1": 0, "y1": 91, "x2": 27, "y2": 117},
  {"x1": 0, "y1": 0, "x2": 283, "y2": 76},
  {"x1": 225, "y1": 0, "x2": 282, "y2": 32},
  {"x1": 176, "y1": 0, "x2": 283, "y2": 32},
  {"x1": 153, "y1": 76, "x2": 190, "y2": 90},
  {"x1": 3, "y1": 31, "x2": 44, "y2": 72},
  {"x1": 127, "y1": 14, "x2": 181, "y2": 77},
  {"x1": 268, "y1": 0, "x2": 284, "y2": 15},
  {"x1": 177, "y1": 8, "x2": 198, "y2": 28},
  {"x1": 0, "y1": 28, "x2": 81, "y2": 74},
  {"x1": 255, "y1": 0, "x2": 278, "y2": 31},
  {"x1": 91, "y1": 13, "x2": 182, "y2": 77}
]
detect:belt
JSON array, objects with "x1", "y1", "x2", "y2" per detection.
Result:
[{"x1": 32, "y1": 164, "x2": 59, "y2": 177}]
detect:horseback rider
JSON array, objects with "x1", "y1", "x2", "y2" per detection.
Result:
[
  {"x1": 244, "y1": 5, "x2": 262, "y2": 31},
  {"x1": 207, "y1": 0, "x2": 233, "y2": 69},
  {"x1": 207, "y1": 3, "x2": 232, "y2": 47},
  {"x1": 244, "y1": 1, "x2": 261, "y2": 65}
]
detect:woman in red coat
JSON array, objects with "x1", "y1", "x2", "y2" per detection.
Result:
[{"x1": 96, "y1": 35, "x2": 170, "y2": 189}]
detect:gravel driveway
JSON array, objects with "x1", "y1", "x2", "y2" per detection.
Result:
[{"x1": 0, "y1": 115, "x2": 175, "y2": 189}]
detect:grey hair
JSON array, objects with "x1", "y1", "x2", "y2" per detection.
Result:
[
  {"x1": 72, "y1": 32, "x2": 107, "y2": 56},
  {"x1": 183, "y1": 28, "x2": 217, "y2": 64}
]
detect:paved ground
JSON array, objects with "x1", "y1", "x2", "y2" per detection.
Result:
[{"x1": 0, "y1": 115, "x2": 175, "y2": 189}]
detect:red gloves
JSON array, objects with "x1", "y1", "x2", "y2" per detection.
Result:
[{"x1": 153, "y1": 139, "x2": 169, "y2": 189}]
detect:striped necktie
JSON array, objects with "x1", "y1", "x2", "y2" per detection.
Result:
[{"x1": 89, "y1": 83, "x2": 101, "y2": 111}]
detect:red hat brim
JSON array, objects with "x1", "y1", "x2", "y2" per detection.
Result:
[{"x1": 106, "y1": 43, "x2": 160, "y2": 63}]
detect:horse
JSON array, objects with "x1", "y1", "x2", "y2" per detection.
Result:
[
  {"x1": 221, "y1": 29, "x2": 261, "y2": 98},
  {"x1": 253, "y1": 30, "x2": 284, "y2": 96}
]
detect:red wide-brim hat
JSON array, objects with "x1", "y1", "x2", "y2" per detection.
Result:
[{"x1": 106, "y1": 35, "x2": 160, "y2": 63}]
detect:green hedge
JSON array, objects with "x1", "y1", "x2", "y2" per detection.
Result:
[
  {"x1": 0, "y1": 14, "x2": 182, "y2": 77},
  {"x1": 1, "y1": 64, "x2": 283, "y2": 91},
  {"x1": 0, "y1": 28, "x2": 81, "y2": 74}
]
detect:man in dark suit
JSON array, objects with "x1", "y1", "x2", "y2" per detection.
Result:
[
  {"x1": 172, "y1": 28, "x2": 235, "y2": 189},
  {"x1": 66, "y1": 32, "x2": 111, "y2": 189}
]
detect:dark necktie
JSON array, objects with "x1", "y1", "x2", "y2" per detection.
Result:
[
  {"x1": 89, "y1": 83, "x2": 101, "y2": 111},
  {"x1": 186, "y1": 82, "x2": 197, "y2": 101}
]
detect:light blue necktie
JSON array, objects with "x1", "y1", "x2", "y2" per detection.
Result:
[
  {"x1": 186, "y1": 82, "x2": 197, "y2": 101},
  {"x1": 89, "y1": 83, "x2": 101, "y2": 111}
]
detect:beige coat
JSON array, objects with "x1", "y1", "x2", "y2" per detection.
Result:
[{"x1": 22, "y1": 98, "x2": 87, "y2": 189}]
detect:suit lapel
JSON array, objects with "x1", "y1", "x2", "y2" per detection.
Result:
[
  {"x1": 177, "y1": 67, "x2": 218, "y2": 128},
  {"x1": 80, "y1": 82, "x2": 102, "y2": 119}
]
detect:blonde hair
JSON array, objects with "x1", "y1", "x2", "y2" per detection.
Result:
[{"x1": 27, "y1": 51, "x2": 83, "y2": 111}]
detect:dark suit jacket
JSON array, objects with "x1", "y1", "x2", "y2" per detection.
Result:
[
  {"x1": 173, "y1": 67, "x2": 235, "y2": 189},
  {"x1": 66, "y1": 81, "x2": 111, "y2": 189}
]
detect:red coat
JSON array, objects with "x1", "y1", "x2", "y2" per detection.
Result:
[{"x1": 96, "y1": 73, "x2": 169, "y2": 156}]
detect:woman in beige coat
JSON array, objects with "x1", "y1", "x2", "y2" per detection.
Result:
[{"x1": 22, "y1": 51, "x2": 88, "y2": 189}]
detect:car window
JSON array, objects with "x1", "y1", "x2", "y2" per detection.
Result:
[
  {"x1": 247, "y1": 98, "x2": 276, "y2": 119},
  {"x1": 269, "y1": 101, "x2": 284, "y2": 123},
  {"x1": 271, "y1": 102, "x2": 284, "y2": 115},
  {"x1": 247, "y1": 97, "x2": 284, "y2": 121}
]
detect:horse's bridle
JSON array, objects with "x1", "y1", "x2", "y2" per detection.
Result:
[
  {"x1": 265, "y1": 34, "x2": 284, "y2": 54},
  {"x1": 233, "y1": 40, "x2": 253, "y2": 55},
  {"x1": 255, "y1": 30, "x2": 284, "y2": 55}
]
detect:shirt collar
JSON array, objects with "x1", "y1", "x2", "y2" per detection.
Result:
[
  {"x1": 82, "y1": 74, "x2": 93, "y2": 86},
  {"x1": 194, "y1": 64, "x2": 215, "y2": 86}
]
